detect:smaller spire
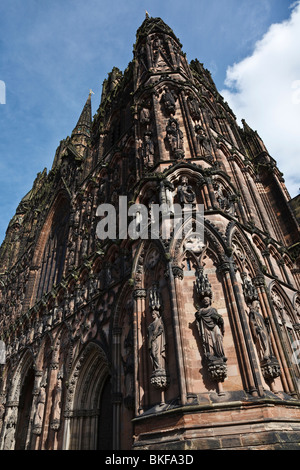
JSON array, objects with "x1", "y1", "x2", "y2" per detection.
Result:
[
  {"x1": 72, "y1": 92, "x2": 92, "y2": 136},
  {"x1": 69, "y1": 92, "x2": 93, "y2": 158}
]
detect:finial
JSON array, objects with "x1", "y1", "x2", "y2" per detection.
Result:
[
  {"x1": 89, "y1": 89, "x2": 95, "y2": 97},
  {"x1": 145, "y1": 10, "x2": 150, "y2": 19}
]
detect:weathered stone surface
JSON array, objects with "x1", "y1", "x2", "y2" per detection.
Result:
[{"x1": 0, "y1": 14, "x2": 299, "y2": 450}]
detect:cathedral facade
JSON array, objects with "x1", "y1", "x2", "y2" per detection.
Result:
[{"x1": 0, "y1": 16, "x2": 300, "y2": 450}]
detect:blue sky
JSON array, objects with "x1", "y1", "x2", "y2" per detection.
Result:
[{"x1": 0, "y1": 0, "x2": 299, "y2": 244}]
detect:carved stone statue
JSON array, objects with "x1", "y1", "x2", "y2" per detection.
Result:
[
  {"x1": 161, "y1": 87, "x2": 176, "y2": 115},
  {"x1": 213, "y1": 182, "x2": 236, "y2": 215},
  {"x1": 140, "y1": 106, "x2": 151, "y2": 127},
  {"x1": 50, "y1": 368, "x2": 63, "y2": 431},
  {"x1": 166, "y1": 118, "x2": 184, "y2": 159},
  {"x1": 194, "y1": 269, "x2": 227, "y2": 386},
  {"x1": 195, "y1": 296, "x2": 226, "y2": 362},
  {"x1": 141, "y1": 131, "x2": 155, "y2": 168},
  {"x1": 177, "y1": 176, "x2": 195, "y2": 205},
  {"x1": 195, "y1": 124, "x2": 211, "y2": 156},
  {"x1": 243, "y1": 280, "x2": 281, "y2": 383},
  {"x1": 249, "y1": 300, "x2": 271, "y2": 361},
  {"x1": 147, "y1": 284, "x2": 169, "y2": 393},
  {"x1": 3, "y1": 417, "x2": 16, "y2": 450},
  {"x1": 187, "y1": 96, "x2": 201, "y2": 121},
  {"x1": 32, "y1": 374, "x2": 47, "y2": 435},
  {"x1": 148, "y1": 309, "x2": 166, "y2": 372}
]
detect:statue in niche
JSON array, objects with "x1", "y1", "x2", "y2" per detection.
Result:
[
  {"x1": 147, "y1": 284, "x2": 169, "y2": 393},
  {"x1": 140, "y1": 106, "x2": 151, "y2": 128},
  {"x1": 213, "y1": 182, "x2": 236, "y2": 215},
  {"x1": 148, "y1": 309, "x2": 166, "y2": 372},
  {"x1": 161, "y1": 87, "x2": 176, "y2": 115},
  {"x1": 243, "y1": 278, "x2": 281, "y2": 383},
  {"x1": 32, "y1": 373, "x2": 47, "y2": 435},
  {"x1": 50, "y1": 368, "x2": 63, "y2": 431},
  {"x1": 195, "y1": 124, "x2": 211, "y2": 156},
  {"x1": 195, "y1": 295, "x2": 226, "y2": 362},
  {"x1": 194, "y1": 268, "x2": 227, "y2": 386},
  {"x1": 187, "y1": 96, "x2": 201, "y2": 121},
  {"x1": 249, "y1": 300, "x2": 272, "y2": 361},
  {"x1": 166, "y1": 117, "x2": 184, "y2": 158},
  {"x1": 3, "y1": 415, "x2": 17, "y2": 450},
  {"x1": 177, "y1": 176, "x2": 195, "y2": 205},
  {"x1": 141, "y1": 131, "x2": 155, "y2": 168}
]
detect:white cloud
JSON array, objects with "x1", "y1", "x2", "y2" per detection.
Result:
[{"x1": 221, "y1": 1, "x2": 300, "y2": 198}]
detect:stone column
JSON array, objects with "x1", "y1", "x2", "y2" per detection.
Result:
[
  {"x1": 220, "y1": 259, "x2": 263, "y2": 396},
  {"x1": 133, "y1": 288, "x2": 147, "y2": 415},
  {"x1": 168, "y1": 263, "x2": 187, "y2": 405},
  {"x1": 112, "y1": 326, "x2": 122, "y2": 450}
]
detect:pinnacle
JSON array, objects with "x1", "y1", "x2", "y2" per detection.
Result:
[
  {"x1": 72, "y1": 92, "x2": 92, "y2": 135},
  {"x1": 135, "y1": 15, "x2": 182, "y2": 48}
]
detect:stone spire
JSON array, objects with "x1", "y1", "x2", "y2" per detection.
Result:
[
  {"x1": 241, "y1": 118, "x2": 270, "y2": 162},
  {"x1": 133, "y1": 16, "x2": 191, "y2": 88},
  {"x1": 70, "y1": 91, "x2": 93, "y2": 158},
  {"x1": 72, "y1": 91, "x2": 92, "y2": 138}
]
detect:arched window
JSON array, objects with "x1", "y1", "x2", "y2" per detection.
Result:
[{"x1": 36, "y1": 201, "x2": 70, "y2": 299}]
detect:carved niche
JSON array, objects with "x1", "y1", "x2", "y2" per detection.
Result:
[
  {"x1": 166, "y1": 117, "x2": 184, "y2": 159},
  {"x1": 243, "y1": 277, "x2": 281, "y2": 382},
  {"x1": 147, "y1": 283, "x2": 169, "y2": 392},
  {"x1": 194, "y1": 266, "x2": 227, "y2": 384}
]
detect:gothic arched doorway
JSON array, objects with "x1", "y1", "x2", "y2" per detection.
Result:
[
  {"x1": 14, "y1": 366, "x2": 35, "y2": 450},
  {"x1": 97, "y1": 377, "x2": 113, "y2": 450},
  {"x1": 64, "y1": 342, "x2": 112, "y2": 450}
]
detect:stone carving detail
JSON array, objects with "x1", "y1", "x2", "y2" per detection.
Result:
[
  {"x1": 32, "y1": 371, "x2": 47, "y2": 435},
  {"x1": 141, "y1": 131, "x2": 155, "y2": 169},
  {"x1": 50, "y1": 367, "x2": 63, "y2": 431},
  {"x1": 166, "y1": 117, "x2": 184, "y2": 159},
  {"x1": 187, "y1": 96, "x2": 201, "y2": 121},
  {"x1": 147, "y1": 283, "x2": 169, "y2": 392},
  {"x1": 195, "y1": 124, "x2": 211, "y2": 157},
  {"x1": 213, "y1": 181, "x2": 236, "y2": 216},
  {"x1": 2, "y1": 407, "x2": 18, "y2": 450},
  {"x1": 177, "y1": 176, "x2": 195, "y2": 205},
  {"x1": 161, "y1": 87, "x2": 176, "y2": 115},
  {"x1": 242, "y1": 277, "x2": 281, "y2": 382},
  {"x1": 151, "y1": 36, "x2": 171, "y2": 72},
  {"x1": 140, "y1": 105, "x2": 151, "y2": 128},
  {"x1": 194, "y1": 268, "x2": 227, "y2": 384},
  {"x1": 184, "y1": 235, "x2": 205, "y2": 256}
]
